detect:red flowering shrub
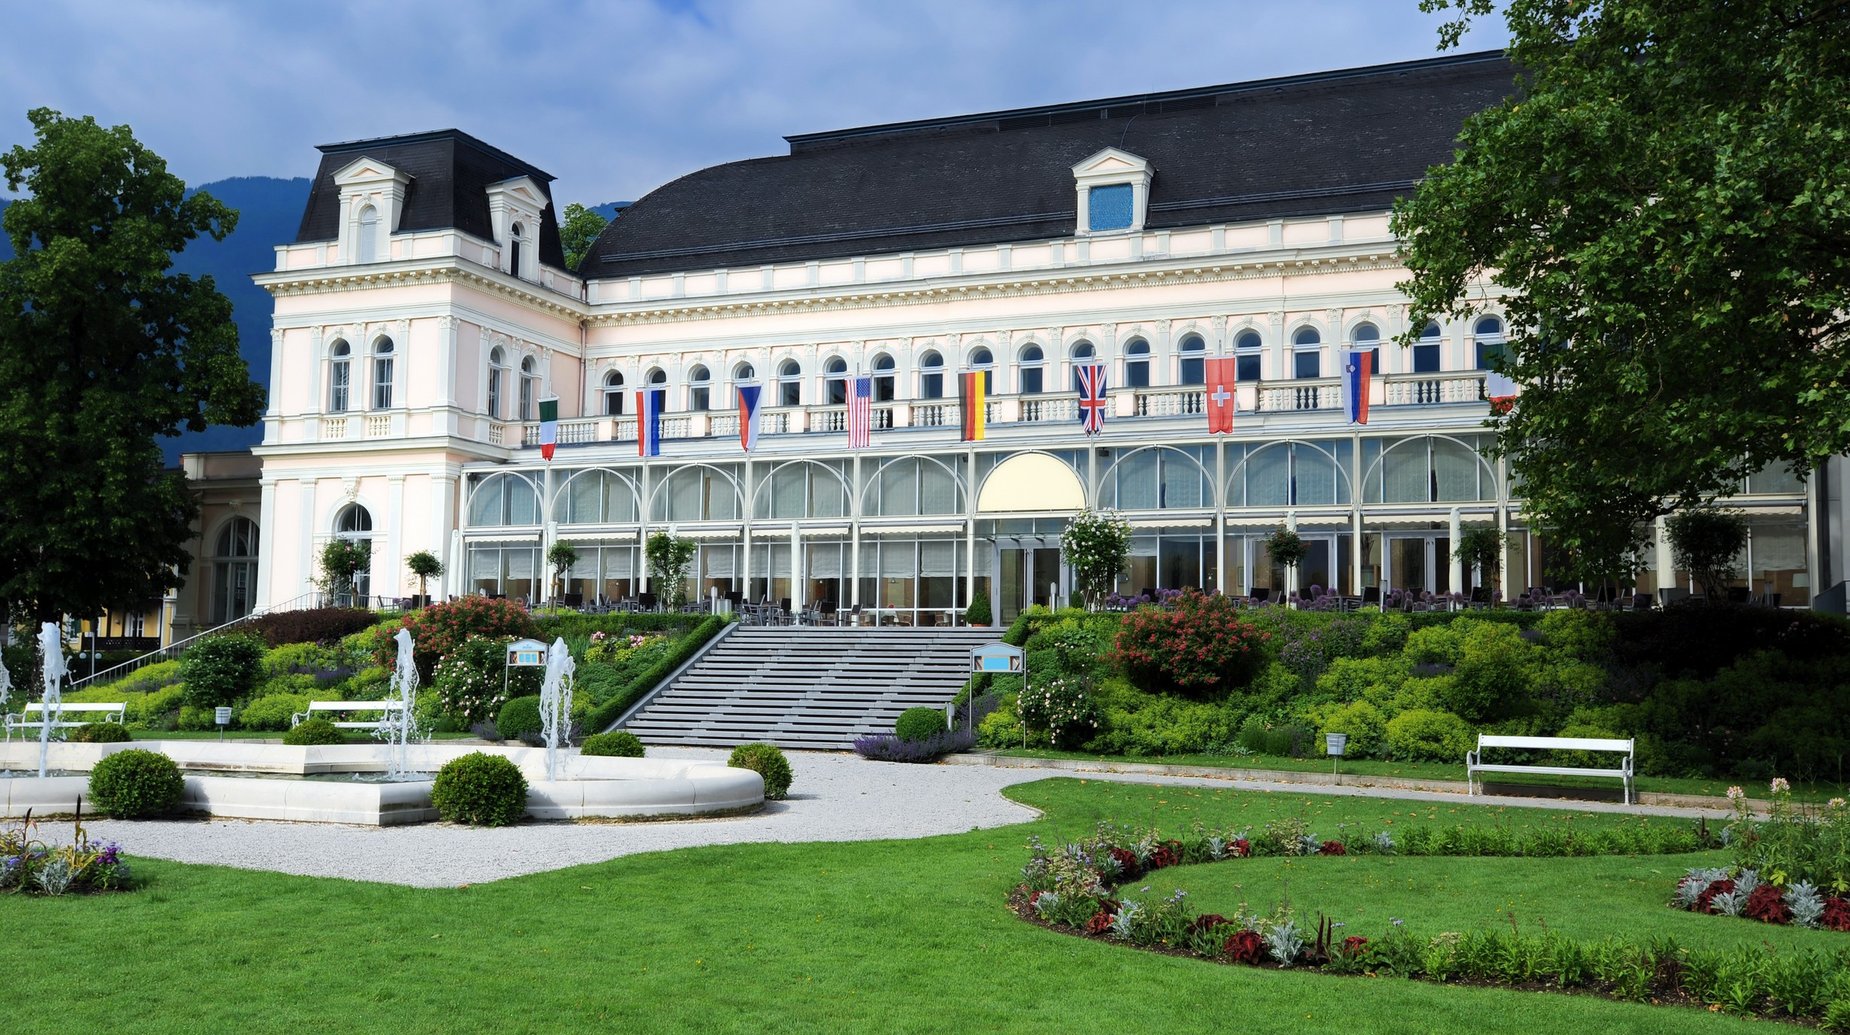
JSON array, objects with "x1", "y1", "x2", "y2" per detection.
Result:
[
  {"x1": 1744, "y1": 884, "x2": 1792, "y2": 925},
  {"x1": 1694, "y1": 878, "x2": 1735, "y2": 914},
  {"x1": 1319, "y1": 840, "x2": 1348, "y2": 856},
  {"x1": 377, "y1": 596, "x2": 539, "y2": 679},
  {"x1": 1109, "y1": 847, "x2": 1141, "y2": 880},
  {"x1": 1231, "y1": 838, "x2": 1252, "y2": 858},
  {"x1": 1085, "y1": 908, "x2": 1116, "y2": 935},
  {"x1": 1224, "y1": 928, "x2": 1269, "y2": 964},
  {"x1": 1111, "y1": 590, "x2": 1270, "y2": 697},
  {"x1": 1824, "y1": 897, "x2": 1850, "y2": 931}
]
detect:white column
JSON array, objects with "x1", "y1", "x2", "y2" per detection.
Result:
[
  {"x1": 1655, "y1": 514, "x2": 1675, "y2": 596},
  {"x1": 255, "y1": 477, "x2": 278, "y2": 609},
  {"x1": 1285, "y1": 510, "x2": 1299, "y2": 599},
  {"x1": 1448, "y1": 507, "x2": 1464, "y2": 595},
  {"x1": 1213, "y1": 440, "x2": 1226, "y2": 595},
  {"x1": 741, "y1": 457, "x2": 754, "y2": 600},
  {"x1": 790, "y1": 522, "x2": 804, "y2": 609}
]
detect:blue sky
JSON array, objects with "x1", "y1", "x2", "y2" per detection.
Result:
[{"x1": 1, "y1": 0, "x2": 1509, "y2": 206}]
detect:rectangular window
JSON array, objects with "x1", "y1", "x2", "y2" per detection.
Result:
[
  {"x1": 1413, "y1": 343, "x2": 1441, "y2": 373},
  {"x1": 372, "y1": 358, "x2": 393, "y2": 409},
  {"x1": 1476, "y1": 341, "x2": 1508, "y2": 370},
  {"x1": 1293, "y1": 350, "x2": 1322, "y2": 379},
  {"x1": 1236, "y1": 353, "x2": 1261, "y2": 383},
  {"x1": 1088, "y1": 184, "x2": 1133, "y2": 231}
]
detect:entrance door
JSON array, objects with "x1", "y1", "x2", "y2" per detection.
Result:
[
  {"x1": 1386, "y1": 535, "x2": 1451, "y2": 595},
  {"x1": 997, "y1": 542, "x2": 1065, "y2": 623}
]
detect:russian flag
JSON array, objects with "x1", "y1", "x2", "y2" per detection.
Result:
[
  {"x1": 1342, "y1": 348, "x2": 1373, "y2": 424},
  {"x1": 737, "y1": 383, "x2": 762, "y2": 452},
  {"x1": 636, "y1": 388, "x2": 664, "y2": 457}
]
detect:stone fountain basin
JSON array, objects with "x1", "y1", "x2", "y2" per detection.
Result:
[{"x1": 0, "y1": 741, "x2": 764, "y2": 826}]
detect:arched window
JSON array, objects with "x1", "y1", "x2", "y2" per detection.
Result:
[
  {"x1": 1414, "y1": 322, "x2": 1443, "y2": 374},
  {"x1": 519, "y1": 356, "x2": 538, "y2": 420},
  {"x1": 328, "y1": 340, "x2": 351, "y2": 413},
  {"x1": 357, "y1": 205, "x2": 379, "y2": 264},
  {"x1": 211, "y1": 517, "x2": 260, "y2": 624},
  {"x1": 333, "y1": 503, "x2": 374, "y2": 602},
  {"x1": 1069, "y1": 340, "x2": 1095, "y2": 391},
  {"x1": 487, "y1": 346, "x2": 506, "y2": 418},
  {"x1": 1234, "y1": 330, "x2": 1262, "y2": 382},
  {"x1": 509, "y1": 221, "x2": 524, "y2": 278},
  {"x1": 1474, "y1": 316, "x2": 1507, "y2": 370},
  {"x1": 1124, "y1": 339, "x2": 1151, "y2": 389},
  {"x1": 733, "y1": 361, "x2": 755, "y2": 383},
  {"x1": 603, "y1": 370, "x2": 625, "y2": 416},
  {"x1": 969, "y1": 347, "x2": 994, "y2": 392},
  {"x1": 646, "y1": 366, "x2": 667, "y2": 385},
  {"x1": 1018, "y1": 344, "x2": 1045, "y2": 395},
  {"x1": 688, "y1": 364, "x2": 711, "y2": 411},
  {"x1": 777, "y1": 360, "x2": 802, "y2": 407},
  {"x1": 872, "y1": 353, "x2": 896, "y2": 402},
  {"x1": 1292, "y1": 327, "x2": 1323, "y2": 379},
  {"x1": 371, "y1": 337, "x2": 395, "y2": 409},
  {"x1": 825, "y1": 357, "x2": 849, "y2": 405},
  {"x1": 1350, "y1": 322, "x2": 1380, "y2": 375},
  {"x1": 1178, "y1": 334, "x2": 1206, "y2": 386},
  {"x1": 918, "y1": 351, "x2": 944, "y2": 399}
]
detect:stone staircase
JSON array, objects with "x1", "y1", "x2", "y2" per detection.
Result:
[{"x1": 618, "y1": 626, "x2": 1000, "y2": 749}]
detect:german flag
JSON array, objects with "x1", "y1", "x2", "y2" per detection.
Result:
[{"x1": 959, "y1": 371, "x2": 986, "y2": 441}]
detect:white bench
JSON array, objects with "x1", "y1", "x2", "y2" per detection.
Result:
[
  {"x1": 1466, "y1": 734, "x2": 1635, "y2": 804},
  {"x1": 290, "y1": 700, "x2": 406, "y2": 732},
  {"x1": 3, "y1": 702, "x2": 128, "y2": 740}
]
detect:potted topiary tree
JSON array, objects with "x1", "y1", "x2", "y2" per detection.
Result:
[
  {"x1": 546, "y1": 541, "x2": 579, "y2": 606},
  {"x1": 319, "y1": 538, "x2": 370, "y2": 608},
  {"x1": 644, "y1": 531, "x2": 697, "y2": 609},
  {"x1": 1264, "y1": 526, "x2": 1307, "y2": 604},
  {"x1": 964, "y1": 590, "x2": 992, "y2": 627},
  {"x1": 1453, "y1": 526, "x2": 1504, "y2": 602},
  {"x1": 405, "y1": 550, "x2": 443, "y2": 608}
]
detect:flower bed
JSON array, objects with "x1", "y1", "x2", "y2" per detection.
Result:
[
  {"x1": 1015, "y1": 821, "x2": 1850, "y2": 1028},
  {"x1": 852, "y1": 728, "x2": 976, "y2": 763},
  {"x1": 1670, "y1": 778, "x2": 1850, "y2": 931},
  {"x1": 2, "y1": 810, "x2": 132, "y2": 896}
]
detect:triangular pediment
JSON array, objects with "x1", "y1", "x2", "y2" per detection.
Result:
[
  {"x1": 333, "y1": 156, "x2": 411, "y2": 187},
  {"x1": 1072, "y1": 147, "x2": 1150, "y2": 178},
  {"x1": 488, "y1": 176, "x2": 547, "y2": 209}
]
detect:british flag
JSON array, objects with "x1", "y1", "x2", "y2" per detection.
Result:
[
  {"x1": 1076, "y1": 363, "x2": 1107, "y2": 436},
  {"x1": 847, "y1": 375, "x2": 873, "y2": 448}
]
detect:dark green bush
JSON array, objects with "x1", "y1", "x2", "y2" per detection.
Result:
[
  {"x1": 88, "y1": 749, "x2": 184, "y2": 818},
  {"x1": 430, "y1": 752, "x2": 528, "y2": 826},
  {"x1": 581, "y1": 730, "x2": 645, "y2": 757},
  {"x1": 894, "y1": 706, "x2": 948, "y2": 743},
  {"x1": 282, "y1": 717, "x2": 345, "y2": 745},
  {"x1": 70, "y1": 721, "x2": 132, "y2": 744},
  {"x1": 728, "y1": 743, "x2": 792, "y2": 800},
  {"x1": 179, "y1": 633, "x2": 267, "y2": 708},
  {"x1": 497, "y1": 696, "x2": 544, "y2": 743}
]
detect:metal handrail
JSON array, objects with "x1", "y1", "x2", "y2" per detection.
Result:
[{"x1": 66, "y1": 590, "x2": 324, "y2": 691}]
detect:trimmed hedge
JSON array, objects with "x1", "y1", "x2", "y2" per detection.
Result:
[
  {"x1": 249, "y1": 607, "x2": 378, "y2": 648},
  {"x1": 728, "y1": 743, "x2": 792, "y2": 800},
  {"x1": 88, "y1": 749, "x2": 184, "y2": 818},
  {"x1": 582, "y1": 616, "x2": 728, "y2": 733},
  {"x1": 70, "y1": 721, "x2": 132, "y2": 743},
  {"x1": 179, "y1": 634, "x2": 266, "y2": 708},
  {"x1": 282, "y1": 717, "x2": 345, "y2": 745},
  {"x1": 581, "y1": 730, "x2": 645, "y2": 757},
  {"x1": 430, "y1": 752, "x2": 528, "y2": 826},
  {"x1": 894, "y1": 706, "x2": 948, "y2": 742},
  {"x1": 497, "y1": 696, "x2": 544, "y2": 743}
]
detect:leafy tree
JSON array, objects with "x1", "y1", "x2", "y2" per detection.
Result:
[
  {"x1": 0, "y1": 109, "x2": 263, "y2": 621},
  {"x1": 1395, "y1": 2, "x2": 1850, "y2": 565},
  {"x1": 1061, "y1": 509, "x2": 1132, "y2": 609},
  {"x1": 1666, "y1": 507, "x2": 1749, "y2": 602},
  {"x1": 1264, "y1": 526, "x2": 1307, "y2": 590},
  {"x1": 405, "y1": 550, "x2": 444, "y2": 602},
  {"x1": 546, "y1": 541, "x2": 578, "y2": 600},
  {"x1": 559, "y1": 202, "x2": 609, "y2": 271},
  {"x1": 644, "y1": 532, "x2": 697, "y2": 608}
]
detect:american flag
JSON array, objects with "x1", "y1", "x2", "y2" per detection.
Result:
[
  {"x1": 847, "y1": 374, "x2": 873, "y2": 448},
  {"x1": 1076, "y1": 363, "x2": 1107, "y2": 435}
]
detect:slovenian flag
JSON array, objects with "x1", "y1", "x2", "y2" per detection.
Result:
[
  {"x1": 636, "y1": 388, "x2": 664, "y2": 457},
  {"x1": 538, "y1": 397, "x2": 559, "y2": 460},
  {"x1": 737, "y1": 383, "x2": 763, "y2": 452},
  {"x1": 1341, "y1": 348, "x2": 1373, "y2": 424},
  {"x1": 959, "y1": 371, "x2": 986, "y2": 442}
]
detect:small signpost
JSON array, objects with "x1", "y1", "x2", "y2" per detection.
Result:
[
  {"x1": 968, "y1": 643, "x2": 1026, "y2": 735},
  {"x1": 215, "y1": 705, "x2": 233, "y2": 741},
  {"x1": 505, "y1": 638, "x2": 548, "y2": 703}
]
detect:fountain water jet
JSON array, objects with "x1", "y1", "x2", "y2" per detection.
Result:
[
  {"x1": 36, "y1": 622, "x2": 67, "y2": 779},
  {"x1": 379, "y1": 627, "x2": 422, "y2": 779},
  {"x1": 539, "y1": 637, "x2": 574, "y2": 782}
]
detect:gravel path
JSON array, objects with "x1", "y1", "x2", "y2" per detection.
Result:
[{"x1": 76, "y1": 750, "x2": 1731, "y2": 888}]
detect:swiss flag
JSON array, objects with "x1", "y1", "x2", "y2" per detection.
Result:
[{"x1": 1205, "y1": 357, "x2": 1236, "y2": 434}]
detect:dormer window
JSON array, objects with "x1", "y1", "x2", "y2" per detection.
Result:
[
  {"x1": 357, "y1": 205, "x2": 380, "y2": 263},
  {"x1": 509, "y1": 222, "x2": 525, "y2": 280},
  {"x1": 485, "y1": 176, "x2": 547, "y2": 281},
  {"x1": 1071, "y1": 147, "x2": 1153, "y2": 236},
  {"x1": 331, "y1": 157, "x2": 411, "y2": 265}
]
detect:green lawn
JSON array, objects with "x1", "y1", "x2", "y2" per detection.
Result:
[
  {"x1": 991, "y1": 746, "x2": 1850, "y2": 803},
  {"x1": 0, "y1": 778, "x2": 1816, "y2": 1034}
]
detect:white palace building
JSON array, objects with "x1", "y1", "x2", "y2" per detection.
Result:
[{"x1": 183, "y1": 50, "x2": 1845, "y2": 635}]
